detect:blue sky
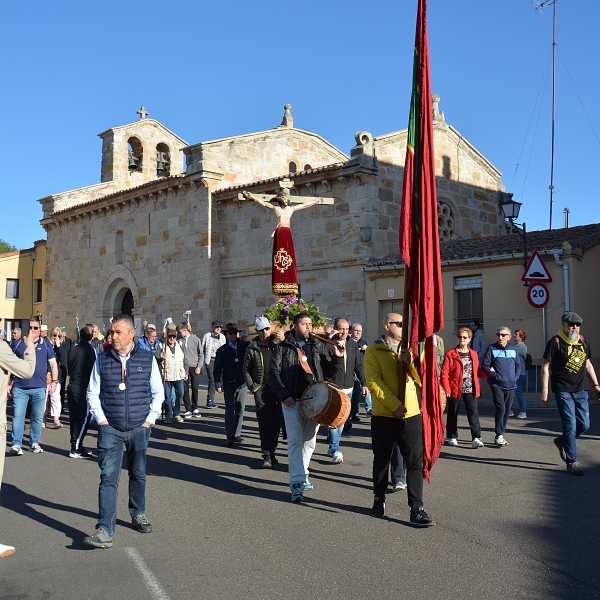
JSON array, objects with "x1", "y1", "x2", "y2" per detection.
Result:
[{"x1": 1, "y1": 0, "x2": 598, "y2": 249}]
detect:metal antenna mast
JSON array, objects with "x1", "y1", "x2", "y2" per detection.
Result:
[{"x1": 533, "y1": 0, "x2": 557, "y2": 230}]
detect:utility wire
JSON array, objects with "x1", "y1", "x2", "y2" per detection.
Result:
[
  {"x1": 557, "y1": 47, "x2": 600, "y2": 147},
  {"x1": 518, "y1": 54, "x2": 552, "y2": 206},
  {"x1": 508, "y1": 53, "x2": 552, "y2": 191}
]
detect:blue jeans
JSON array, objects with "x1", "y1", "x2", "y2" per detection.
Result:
[
  {"x1": 490, "y1": 387, "x2": 515, "y2": 437},
  {"x1": 327, "y1": 424, "x2": 343, "y2": 453},
  {"x1": 96, "y1": 423, "x2": 152, "y2": 535},
  {"x1": 352, "y1": 376, "x2": 372, "y2": 414},
  {"x1": 514, "y1": 374, "x2": 527, "y2": 413},
  {"x1": 224, "y1": 384, "x2": 247, "y2": 439},
  {"x1": 164, "y1": 380, "x2": 184, "y2": 418},
  {"x1": 11, "y1": 387, "x2": 46, "y2": 447},
  {"x1": 555, "y1": 390, "x2": 589, "y2": 463}
]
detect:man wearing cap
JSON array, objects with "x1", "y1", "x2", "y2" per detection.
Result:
[
  {"x1": 243, "y1": 316, "x2": 284, "y2": 468},
  {"x1": 541, "y1": 311, "x2": 600, "y2": 476},
  {"x1": 177, "y1": 322, "x2": 204, "y2": 419},
  {"x1": 214, "y1": 323, "x2": 249, "y2": 447},
  {"x1": 156, "y1": 325, "x2": 188, "y2": 424},
  {"x1": 202, "y1": 321, "x2": 226, "y2": 409},
  {"x1": 40, "y1": 324, "x2": 49, "y2": 339}
]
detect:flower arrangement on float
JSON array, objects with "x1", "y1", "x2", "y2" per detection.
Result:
[{"x1": 263, "y1": 296, "x2": 329, "y2": 329}]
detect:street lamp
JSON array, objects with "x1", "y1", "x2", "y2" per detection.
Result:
[{"x1": 500, "y1": 197, "x2": 528, "y2": 286}]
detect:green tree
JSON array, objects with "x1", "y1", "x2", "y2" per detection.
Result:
[{"x1": 0, "y1": 238, "x2": 17, "y2": 253}]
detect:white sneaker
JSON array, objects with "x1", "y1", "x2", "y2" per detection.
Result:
[
  {"x1": 471, "y1": 438, "x2": 484, "y2": 449},
  {"x1": 183, "y1": 411, "x2": 193, "y2": 419},
  {"x1": 495, "y1": 435, "x2": 509, "y2": 447},
  {"x1": 9, "y1": 445, "x2": 23, "y2": 456},
  {"x1": 30, "y1": 443, "x2": 44, "y2": 453},
  {"x1": 331, "y1": 451, "x2": 344, "y2": 464},
  {"x1": 446, "y1": 438, "x2": 458, "y2": 446},
  {"x1": 192, "y1": 409, "x2": 202, "y2": 418},
  {"x1": 0, "y1": 543, "x2": 16, "y2": 558},
  {"x1": 517, "y1": 412, "x2": 527, "y2": 419},
  {"x1": 69, "y1": 451, "x2": 82, "y2": 458},
  {"x1": 508, "y1": 411, "x2": 514, "y2": 417}
]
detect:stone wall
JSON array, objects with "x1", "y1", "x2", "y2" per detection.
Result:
[{"x1": 185, "y1": 128, "x2": 348, "y2": 187}]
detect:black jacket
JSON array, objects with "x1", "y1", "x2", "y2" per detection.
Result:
[
  {"x1": 267, "y1": 333, "x2": 343, "y2": 402},
  {"x1": 67, "y1": 342, "x2": 97, "y2": 400},
  {"x1": 243, "y1": 336, "x2": 278, "y2": 393},
  {"x1": 214, "y1": 341, "x2": 249, "y2": 389},
  {"x1": 325, "y1": 337, "x2": 366, "y2": 390}
]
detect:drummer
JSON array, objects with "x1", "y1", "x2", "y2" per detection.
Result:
[
  {"x1": 324, "y1": 318, "x2": 369, "y2": 465},
  {"x1": 268, "y1": 313, "x2": 345, "y2": 502}
]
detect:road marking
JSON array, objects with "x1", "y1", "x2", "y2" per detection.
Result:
[{"x1": 124, "y1": 547, "x2": 171, "y2": 600}]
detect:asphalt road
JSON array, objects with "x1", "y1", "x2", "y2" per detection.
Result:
[{"x1": 1, "y1": 393, "x2": 599, "y2": 600}]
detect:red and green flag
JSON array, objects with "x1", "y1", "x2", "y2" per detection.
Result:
[{"x1": 399, "y1": 0, "x2": 445, "y2": 482}]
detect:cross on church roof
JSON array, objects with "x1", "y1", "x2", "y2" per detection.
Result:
[{"x1": 136, "y1": 106, "x2": 149, "y2": 120}]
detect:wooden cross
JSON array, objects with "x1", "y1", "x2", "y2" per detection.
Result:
[
  {"x1": 137, "y1": 106, "x2": 149, "y2": 120},
  {"x1": 237, "y1": 178, "x2": 334, "y2": 205}
]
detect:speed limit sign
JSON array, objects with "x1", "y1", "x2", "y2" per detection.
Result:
[{"x1": 527, "y1": 283, "x2": 549, "y2": 308}]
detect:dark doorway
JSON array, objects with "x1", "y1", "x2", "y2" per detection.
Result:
[{"x1": 121, "y1": 289, "x2": 134, "y2": 315}]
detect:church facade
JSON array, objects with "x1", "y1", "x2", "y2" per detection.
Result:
[{"x1": 39, "y1": 99, "x2": 508, "y2": 339}]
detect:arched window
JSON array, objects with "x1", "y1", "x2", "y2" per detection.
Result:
[
  {"x1": 303, "y1": 164, "x2": 312, "y2": 171},
  {"x1": 128, "y1": 137, "x2": 143, "y2": 172},
  {"x1": 288, "y1": 161, "x2": 297, "y2": 174},
  {"x1": 156, "y1": 143, "x2": 171, "y2": 177}
]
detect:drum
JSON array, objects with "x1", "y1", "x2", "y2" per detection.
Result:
[{"x1": 300, "y1": 381, "x2": 351, "y2": 429}]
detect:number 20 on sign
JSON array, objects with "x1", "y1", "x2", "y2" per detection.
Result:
[{"x1": 527, "y1": 283, "x2": 549, "y2": 308}]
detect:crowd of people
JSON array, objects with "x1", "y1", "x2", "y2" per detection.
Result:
[{"x1": 0, "y1": 308, "x2": 597, "y2": 554}]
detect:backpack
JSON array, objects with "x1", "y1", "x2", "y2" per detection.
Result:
[{"x1": 524, "y1": 354, "x2": 533, "y2": 371}]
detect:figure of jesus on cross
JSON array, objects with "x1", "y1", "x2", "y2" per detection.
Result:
[{"x1": 240, "y1": 179, "x2": 333, "y2": 298}]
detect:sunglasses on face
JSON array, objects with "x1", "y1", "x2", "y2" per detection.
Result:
[
  {"x1": 387, "y1": 321, "x2": 402, "y2": 327},
  {"x1": 567, "y1": 322, "x2": 581, "y2": 327},
  {"x1": 30, "y1": 326, "x2": 40, "y2": 330},
  {"x1": 496, "y1": 333, "x2": 509, "y2": 337},
  {"x1": 168, "y1": 334, "x2": 177, "y2": 338}
]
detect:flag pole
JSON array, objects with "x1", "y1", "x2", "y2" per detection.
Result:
[{"x1": 398, "y1": 264, "x2": 411, "y2": 405}]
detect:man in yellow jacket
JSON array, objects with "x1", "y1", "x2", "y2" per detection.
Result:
[{"x1": 364, "y1": 313, "x2": 435, "y2": 527}]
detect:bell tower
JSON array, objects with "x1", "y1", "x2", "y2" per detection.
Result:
[{"x1": 98, "y1": 106, "x2": 187, "y2": 190}]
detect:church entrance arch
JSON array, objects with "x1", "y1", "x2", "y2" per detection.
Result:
[{"x1": 98, "y1": 266, "x2": 140, "y2": 321}]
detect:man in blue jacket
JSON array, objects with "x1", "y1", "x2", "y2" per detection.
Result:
[
  {"x1": 83, "y1": 314, "x2": 164, "y2": 549},
  {"x1": 481, "y1": 326, "x2": 520, "y2": 447}
]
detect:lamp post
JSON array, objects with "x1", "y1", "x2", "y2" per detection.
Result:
[{"x1": 500, "y1": 198, "x2": 528, "y2": 285}]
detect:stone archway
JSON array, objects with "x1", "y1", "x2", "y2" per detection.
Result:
[{"x1": 97, "y1": 265, "x2": 140, "y2": 321}]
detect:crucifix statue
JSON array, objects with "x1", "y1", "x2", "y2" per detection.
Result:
[
  {"x1": 239, "y1": 179, "x2": 334, "y2": 298},
  {"x1": 136, "y1": 106, "x2": 149, "y2": 120}
]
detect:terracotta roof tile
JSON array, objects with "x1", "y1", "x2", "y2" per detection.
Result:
[{"x1": 367, "y1": 223, "x2": 600, "y2": 267}]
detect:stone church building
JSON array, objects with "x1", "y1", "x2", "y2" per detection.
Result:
[{"x1": 39, "y1": 98, "x2": 509, "y2": 339}]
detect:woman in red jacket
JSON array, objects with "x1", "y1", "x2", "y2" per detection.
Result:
[{"x1": 441, "y1": 327, "x2": 484, "y2": 448}]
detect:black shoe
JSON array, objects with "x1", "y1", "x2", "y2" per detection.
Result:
[
  {"x1": 554, "y1": 437, "x2": 567, "y2": 463},
  {"x1": 234, "y1": 436, "x2": 244, "y2": 443},
  {"x1": 226, "y1": 438, "x2": 235, "y2": 448},
  {"x1": 410, "y1": 507, "x2": 435, "y2": 527},
  {"x1": 80, "y1": 446, "x2": 93, "y2": 457},
  {"x1": 371, "y1": 496, "x2": 385, "y2": 518},
  {"x1": 567, "y1": 461, "x2": 583, "y2": 476},
  {"x1": 270, "y1": 454, "x2": 279, "y2": 465},
  {"x1": 131, "y1": 514, "x2": 153, "y2": 533},
  {"x1": 351, "y1": 416, "x2": 361, "y2": 423},
  {"x1": 342, "y1": 421, "x2": 353, "y2": 435}
]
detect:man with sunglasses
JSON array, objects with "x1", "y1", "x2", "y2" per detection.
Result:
[
  {"x1": 364, "y1": 313, "x2": 435, "y2": 527},
  {"x1": 541, "y1": 311, "x2": 599, "y2": 476},
  {"x1": 9, "y1": 320, "x2": 58, "y2": 455},
  {"x1": 481, "y1": 326, "x2": 520, "y2": 447}
]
